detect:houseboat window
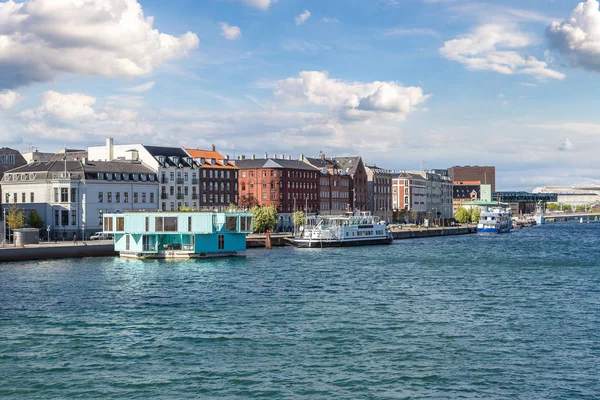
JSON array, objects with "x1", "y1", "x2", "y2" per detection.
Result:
[
  {"x1": 226, "y1": 216, "x2": 237, "y2": 231},
  {"x1": 104, "y1": 216, "x2": 113, "y2": 231},
  {"x1": 116, "y1": 217, "x2": 124, "y2": 232},
  {"x1": 155, "y1": 217, "x2": 163, "y2": 231},
  {"x1": 164, "y1": 217, "x2": 177, "y2": 232},
  {"x1": 188, "y1": 216, "x2": 192, "y2": 232},
  {"x1": 218, "y1": 234, "x2": 224, "y2": 250},
  {"x1": 126, "y1": 235, "x2": 130, "y2": 251},
  {"x1": 145, "y1": 217, "x2": 149, "y2": 232}
]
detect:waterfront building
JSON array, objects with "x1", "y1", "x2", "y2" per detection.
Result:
[
  {"x1": 453, "y1": 180, "x2": 481, "y2": 213},
  {"x1": 0, "y1": 147, "x2": 27, "y2": 207},
  {"x1": 89, "y1": 138, "x2": 200, "y2": 211},
  {"x1": 532, "y1": 185, "x2": 600, "y2": 207},
  {"x1": 448, "y1": 165, "x2": 496, "y2": 193},
  {"x1": 365, "y1": 165, "x2": 394, "y2": 223},
  {"x1": 183, "y1": 146, "x2": 239, "y2": 209},
  {"x1": 102, "y1": 211, "x2": 253, "y2": 259},
  {"x1": 392, "y1": 170, "x2": 453, "y2": 223},
  {"x1": 233, "y1": 154, "x2": 319, "y2": 230},
  {"x1": 0, "y1": 159, "x2": 158, "y2": 240},
  {"x1": 300, "y1": 154, "x2": 351, "y2": 215},
  {"x1": 332, "y1": 157, "x2": 369, "y2": 211}
]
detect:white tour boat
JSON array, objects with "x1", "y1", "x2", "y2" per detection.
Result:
[
  {"x1": 477, "y1": 206, "x2": 513, "y2": 234},
  {"x1": 291, "y1": 211, "x2": 393, "y2": 248}
]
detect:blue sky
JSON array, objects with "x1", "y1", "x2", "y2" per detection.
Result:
[{"x1": 1, "y1": 0, "x2": 600, "y2": 190}]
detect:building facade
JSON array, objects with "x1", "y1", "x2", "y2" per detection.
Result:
[
  {"x1": 392, "y1": 170, "x2": 453, "y2": 223},
  {"x1": 448, "y1": 165, "x2": 496, "y2": 193},
  {"x1": 365, "y1": 165, "x2": 394, "y2": 223},
  {"x1": 184, "y1": 146, "x2": 238, "y2": 209},
  {"x1": 0, "y1": 147, "x2": 27, "y2": 207},
  {"x1": 452, "y1": 181, "x2": 481, "y2": 213},
  {"x1": 300, "y1": 154, "x2": 351, "y2": 215},
  {"x1": 333, "y1": 157, "x2": 368, "y2": 211},
  {"x1": 1, "y1": 160, "x2": 158, "y2": 240}
]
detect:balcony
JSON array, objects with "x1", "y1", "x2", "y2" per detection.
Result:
[
  {"x1": 192, "y1": 193, "x2": 199, "y2": 200},
  {"x1": 176, "y1": 193, "x2": 184, "y2": 200},
  {"x1": 161, "y1": 193, "x2": 168, "y2": 199},
  {"x1": 176, "y1": 178, "x2": 184, "y2": 184},
  {"x1": 161, "y1": 177, "x2": 168, "y2": 184},
  {"x1": 192, "y1": 178, "x2": 199, "y2": 184}
]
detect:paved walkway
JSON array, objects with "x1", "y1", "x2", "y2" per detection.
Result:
[{"x1": 0, "y1": 240, "x2": 113, "y2": 250}]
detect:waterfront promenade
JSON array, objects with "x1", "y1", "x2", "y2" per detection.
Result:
[{"x1": 0, "y1": 240, "x2": 117, "y2": 262}]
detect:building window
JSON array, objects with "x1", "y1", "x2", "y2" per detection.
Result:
[
  {"x1": 184, "y1": 172, "x2": 188, "y2": 181},
  {"x1": 71, "y1": 210, "x2": 77, "y2": 226},
  {"x1": 54, "y1": 210, "x2": 59, "y2": 226},
  {"x1": 21, "y1": 193, "x2": 25, "y2": 203},
  {"x1": 71, "y1": 188, "x2": 77, "y2": 203},
  {"x1": 107, "y1": 192, "x2": 112, "y2": 203},
  {"x1": 124, "y1": 192, "x2": 129, "y2": 203},
  {"x1": 133, "y1": 193, "x2": 138, "y2": 203},
  {"x1": 218, "y1": 234, "x2": 224, "y2": 250},
  {"x1": 170, "y1": 172, "x2": 175, "y2": 180},
  {"x1": 170, "y1": 202, "x2": 175, "y2": 211},
  {"x1": 99, "y1": 192, "x2": 103, "y2": 203},
  {"x1": 30, "y1": 192, "x2": 34, "y2": 203},
  {"x1": 184, "y1": 186, "x2": 188, "y2": 196},
  {"x1": 142, "y1": 193, "x2": 146, "y2": 203},
  {"x1": 61, "y1": 210, "x2": 69, "y2": 226},
  {"x1": 170, "y1": 186, "x2": 174, "y2": 195},
  {"x1": 150, "y1": 193, "x2": 154, "y2": 203},
  {"x1": 116, "y1": 192, "x2": 121, "y2": 203},
  {"x1": 61, "y1": 188, "x2": 68, "y2": 202},
  {"x1": 242, "y1": 171, "x2": 246, "y2": 178}
]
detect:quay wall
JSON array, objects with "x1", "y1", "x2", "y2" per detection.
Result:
[
  {"x1": 391, "y1": 226, "x2": 476, "y2": 240},
  {"x1": 0, "y1": 243, "x2": 117, "y2": 263}
]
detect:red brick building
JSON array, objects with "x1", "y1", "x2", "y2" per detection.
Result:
[
  {"x1": 448, "y1": 165, "x2": 496, "y2": 193},
  {"x1": 234, "y1": 156, "x2": 319, "y2": 213},
  {"x1": 332, "y1": 157, "x2": 368, "y2": 211},
  {"x1": 301, "y1": 154, "x2": 351, "y2": 214}
]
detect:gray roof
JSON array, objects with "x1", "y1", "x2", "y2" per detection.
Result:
[
  {"x1": 144, "y1": 146, "x2": 194, "y2": 167},
  {"x1": 234, "y1": 158, "x2": 319, "y2": 171},
  {"x1": 304, "y1": 156, "x2": 339, "y2": 169},
  {"x1": 333, "y1": 157, "x2": 363, "y2": 175},
  {"x1": 4, "y1": 160, "x2": 155, "y2": 176},
  {"x1": 397, "y1": 172, "x2": 426, "y2": 180}
]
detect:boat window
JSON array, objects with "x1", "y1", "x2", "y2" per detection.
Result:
[
  {"x1": 116, "y1": 217, "x2": 124, "y2": 232},
  {"x1": 164, "y1": 217, "x2": 177, "y2": 232},
  {"x1": 155, "y1": 216, "x2": 163, "y2": 231},
  {"x1": 218, "y1": 234, "x2": 225, "y2": 250},
  {"x1": 103, "y1": 216, "x2": 113, "y2": 231},
  {"x1": 226, "y1": 216, "x2": 238, "y2": 231}
]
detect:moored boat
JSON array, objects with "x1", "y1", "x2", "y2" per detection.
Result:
[
  {"x1": 291, "y1": 211, "x2": 393, "y2": 248},
  {"x1": 477, "y1": 206, "x2": 512, "y2": 234}
]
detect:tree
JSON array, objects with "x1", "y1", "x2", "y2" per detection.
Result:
[
  {"x1": 179, "y1": 205, "x2": 194, "y2": 211},
  {"x1": 6, "y1": 205, "x2": 25, "y2": 230},
  {"x1": 292, "y1": 210, "x2": 305, "y2": 228},
  {"x1": 470, "y1": 207, "x2": 481, "y2": 223},
  {"x1": 27, "y1": 210, "x2": 45, "y2": 229},
  {"x1": 411, "y1": 210, "x2": 419, "y2": 224},
  {"x1": 454, "y1": 207, "x2": 469, "y2": 224},
  {"x1": 240, "y1": 195, "x2": 259, "y2": 209},
  {"x1": 251, "y1": 205, "x2": 278, "y2": 233}
]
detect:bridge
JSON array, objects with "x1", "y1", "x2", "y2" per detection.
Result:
[{"x1": 542, "y1": 212, "x2": 600, "y2": 223}]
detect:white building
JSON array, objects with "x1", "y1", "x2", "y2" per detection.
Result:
[
  {"x1": 533, "y1": 185, "x2": 600, "y2": 207},
  {"x1": 89, "y1": 138, "x2": 205, "y2": 211},
  {"x1": 1, "y1": 159, "x2": 158, "y2": 240},
  {"x1": 392, "y1": 170, "x2": 453, "y2": 222}
]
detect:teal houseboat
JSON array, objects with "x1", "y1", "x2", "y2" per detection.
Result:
[{"x1": 102, "y1": 211, "x2": 253, "y2": 259}]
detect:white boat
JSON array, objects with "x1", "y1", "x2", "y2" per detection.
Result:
[
  {"x1": 291, "y1": 211, "x2": 393, "y2": 248},
  {"x1": 477, "y1": 206, "x2": 512, "y2": 234}
]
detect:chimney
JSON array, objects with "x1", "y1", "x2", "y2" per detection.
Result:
[
  {"x1": 106, "y1": 137, "x2": 114, "y2": 161},
  {"x1": 211, "y1": 144, "x2": 215, "y2": 152},
  {"x1": 265, "y1": 152, "x2": 268, "y2": 159},
  {"x1": 288, "y1": 155, "x2": 291, "y2": 160},
  {"x1": 252, "y1": 154, "x2": 255, "y2": 160},
  {"x1": 241, "y1": 155, "x2": 245, "y2": 160},
  {"x1": 82, "y1": 157, "x2": 87, "y2": 165},
  {"x1": 226, "y1": 155, "x2": 230, "y2": 160},
  {"x1": 320, "y1": 153, "x2": 326, "y2": 160},
  {"x1": 280, "y1": 154, "x2": 284, "y2": 159}
]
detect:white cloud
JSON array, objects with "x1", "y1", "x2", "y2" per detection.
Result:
[
  {"x1": 546, "y1": 0, "x2": 600, "y2": 72},
  {"x1": 125, "y1": 81, "x2": 155, "y2": 93},
  {"x1": 440, "y1": 24, "x2": 565, "y2": 80},
  {"x1": 231, "y1": 0, "x2": 276, "y2": 10},
  {"x1": 274, "y1": 71, "x2": 430, "y2": 121},
  {"x1": 322, "y1": 17, "x2": 339, "y2": 23},
  {"x1": 295, "y1": 10, "x2": 311, "y2": 25},
  {"x1": 0, "y1": 0, "x2": 199, "y2": 89},
  {"x1": 559, "y1": 138, "x2": 573, "y2": 151},
  {"x1": 21, "y1": 91, "x2": 97, "y2": 120},
  {"x1": 220, "y1": 23, "x2": 242, "y2": 40},
  {"x1": 0, "y1": 90, "x2": 22, "y2": 110}
]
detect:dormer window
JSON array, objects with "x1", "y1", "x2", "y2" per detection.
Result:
[{"x1": 158, "y1": 156, "x2": 166, "y2": 164}]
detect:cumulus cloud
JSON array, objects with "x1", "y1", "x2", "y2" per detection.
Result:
[
  {"x1": 0, "y1": 0, "x2": 199, "y2": 89},
  {"x1": 21, "y1": 91, "x2": 98, "y2": 120},
  {"x1": 0, "y1": 90, "x2": 22, "y2": 110},
  {"x1": 231, "y1": 0, "x2": 276, "y2": 9},
  {"x1": 441, "y1": 24, "x2": 565, "y2": 80},
  {"x1": 559, "y1": 138, "x2": 573, "y2": 151},
  {"x1": 322, "y1": 17, "x2": 339, "y2": 23},
  {"x1": 274, "y1": 71, "x2": 430, "y2": 120},
  {"x1": 547, "y1": 0, "x2": 600, "y2": 72},
  {"x1": 295, "y1": 10, "x2": 311, "y2": 25},
  {"x1": 220, "y1": 23, "x2": 242, "y2": 40}
]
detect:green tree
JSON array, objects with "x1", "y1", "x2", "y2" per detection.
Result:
[
  {"x1": 27, "y1": 210, "x2": 45, "y2": 229},
  {"x1": 251, "y1": 205, "x2": 278, "y2": 233},
  {"x1": 411, "y1": 210, "x2": 419, "y2": 224},
  {"x1": 6, "y1": 205, "x2": 25, "y2": 230},
  {"x1": 179, "y1": 205, "x2": 194, "y2": 212},
  {"x1": 546, "y1": 203, "x2": 560, "y2": 212},
  {"x1": 470, "y1": 207, "x2": 481, "y2": 223},
  {"x1": 292, "y1": 210, "x2": 305, "y2": 228},
  {"x1": 454, "y1": 207, "x2": 469, "y2": 224}
]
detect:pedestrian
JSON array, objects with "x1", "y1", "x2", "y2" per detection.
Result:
[{"x1": 73, "y1": 234, "x2": 78, "y2": 245}]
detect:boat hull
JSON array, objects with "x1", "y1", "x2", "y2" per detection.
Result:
[
  {"x1": 291, "y1": 236, "x2": 393, "y2": 248},
  {"x1": 476, "y1": 226, "x2": 511, "y2": 234}
]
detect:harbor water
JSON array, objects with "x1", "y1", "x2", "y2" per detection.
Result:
[{"x1": 1, "y1": 223, "x2": 599, "y2": 399}]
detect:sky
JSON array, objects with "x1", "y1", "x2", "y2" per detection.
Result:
[{"x1": 1, "y1": 0, "x2": 600, "y2": 191}]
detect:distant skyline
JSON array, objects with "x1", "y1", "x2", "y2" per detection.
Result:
[{"x1": 1, "y1": 0, "x2": 600, "y2": 190}]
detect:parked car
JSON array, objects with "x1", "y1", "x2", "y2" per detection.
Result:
[{"x1": 89, "y1": 232, "x2": 113, "y2": 240}]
